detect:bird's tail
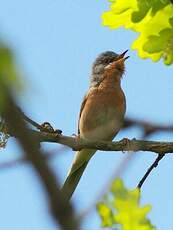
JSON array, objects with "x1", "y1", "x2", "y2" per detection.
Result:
[{"x1": 61, "y1": 149, "x2": 96, "y2": 201}]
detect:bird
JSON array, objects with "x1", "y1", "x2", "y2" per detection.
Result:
[{"x1": 62, "y1": 50, "x2": 128, "y2": 200}]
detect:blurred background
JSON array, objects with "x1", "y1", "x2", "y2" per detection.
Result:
[{"x1": 0, "y1": 0, "x2": 173, "y2": 229}]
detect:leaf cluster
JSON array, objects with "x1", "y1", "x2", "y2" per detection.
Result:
[
  {"x1": 97, "y1": 178, "x2": 155, "y2": 230},
  {"x1": 102, "y1": 0, "x2": 173, "y2": 65}
]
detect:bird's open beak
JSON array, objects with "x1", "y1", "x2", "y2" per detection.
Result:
[{"x1": 118, "y1": 50, "x2": 129, "y2": 61}]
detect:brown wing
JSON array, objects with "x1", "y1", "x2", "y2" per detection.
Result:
[{"x1": 77, "y1": 94, "x2": 88, "y2": 135}]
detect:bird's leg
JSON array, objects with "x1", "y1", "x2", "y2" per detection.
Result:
[
  {"x1": 40, "y1": 122, "x2": 62, "y2": 134},
  {"x1": 72, "y1": 133, "x2": 80, "y2": 142},
  {"x1": 120, "y1": 137, "x2": 133, "y2": 153}
]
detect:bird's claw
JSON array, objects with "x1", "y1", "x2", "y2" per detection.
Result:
[
  {"x1": 120, "y1": 137, "x2": 132, "y2": 153},
  {"x1": 40, "y1": 122, "x2": 62, "y2": 134}
]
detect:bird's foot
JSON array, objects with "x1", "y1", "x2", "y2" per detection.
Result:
[
  {"x1": 120, "y1": 137, "x2": 132, "y2": 153},
  {"x1": 40, "y1": 122, "x2": 62, "y2": 135},
  {"x1": 72, "y1": 133, "x2": 80, "y2": 140}
]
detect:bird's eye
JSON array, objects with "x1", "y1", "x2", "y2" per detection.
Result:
[{"x1": 105, "y1": 58, "x2": 113, "y2": 64}]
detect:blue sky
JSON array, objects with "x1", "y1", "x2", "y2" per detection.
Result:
[{"x1": 0, "y1": 0, "x2": 173, "y2": 229}]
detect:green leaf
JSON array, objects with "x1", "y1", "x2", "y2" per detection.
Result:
[
  {"x1": 143, "y1": 26, "x2": 173, "y2": 64},
  {"x1": 0, "y1": 42, "x2": 23, "y2": 109},
  {"x1": 102, "y1": 0, "x2": 173, "y2": 65},
  {"x1": 97, "y1": 178, "x2": 156, "y2": 230},
  {"x1": 97, "y1": 202, "x2": 115, "y2": 227},
  {"x1": 102, "y1": 0, "x2": 138, "y2": 30},
  {"x1": 132, "y1": 0, "x2": 170, "y2": 22},
  {"x1": 0, "y1": 43, "x2": 22, "y2": 89}
]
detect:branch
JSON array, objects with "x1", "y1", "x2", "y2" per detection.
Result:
[
  {"x1": 0, "y1": 83, "x2": 78, "y2": 230},
  {"x1": 31, "y1": 131, "x2": 173, "y2": 154},
  {"x1": 137, "y1": 153, "x2": 165, "y2": 189},
  {"x1": 2, "y1": 110, "x2": 172, "y2": 154},
  {"x1": 1, "y1": 103, "x2": 173, "y2": 202},
  {"x1": 2, "y1": 112, "x2": 173, "y2": 153},
  {"x1": 124, "y1": 118, "x2": 173, "y2": 137}
]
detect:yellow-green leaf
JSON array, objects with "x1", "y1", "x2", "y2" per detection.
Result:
[
  {"x1": 0, "y1": 44, "x2": 20, "y2": 87},
  {"x1": 97, "y1": 179, "x2": 156, "y2": 230},
  {"x1": 97, "y1": 202, "x2": 114, "y2": 227},
  {"x1": 0, "y1": 42, "x2": 23, "y2": 109},
  {"x1": 102, "y1": 0, "x2": 173, "y2": 65}
]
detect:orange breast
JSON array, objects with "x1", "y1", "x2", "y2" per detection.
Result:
[{"x1": 79, "y1": 78, "x2": 126, "y2": 140}]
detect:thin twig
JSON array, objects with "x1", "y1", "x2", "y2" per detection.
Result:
[
  {"x1": 17, "y1": 107, "x2": 42, "y2": 130},
  {"x1": 17, "y1": 107, "x2": 62, "y2": 134},
  {"x1": 124, "y1": 118, "x2": 173, "y2": 137},
  {"x1": 137, "y1": 153, "x2": 165, "y2": 189}
]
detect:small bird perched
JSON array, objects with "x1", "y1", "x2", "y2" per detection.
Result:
[{"x1": 62, "y1": 50, "x2": 128, "y2": 200}]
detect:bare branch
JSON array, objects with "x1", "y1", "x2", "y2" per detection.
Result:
[
  {"x1": 30, "y1": 131, "x2": 173, "y2": 154},
  {"x1": 124, "y1": 118, "x2": 173, "y2": 137},
  {"x1": 17, "y1": 107, "x2": 42, "y2": 130},
  {"x1": 16, "y1": 107, "x2": 62, "y2": 134},
  {"x1": 0, "y1": 84, "x2": 78, "y2": 230},
  {"x1": 5, "y1": 110, "x2": 172, "y2": 154},
  {"x1": 137, "y1": 153, "x2": 165, "y2": 189}
]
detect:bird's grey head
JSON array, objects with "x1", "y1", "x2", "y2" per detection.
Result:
[{"x1": 90, "y1": 50, "x2": 128, "y2": 87}]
